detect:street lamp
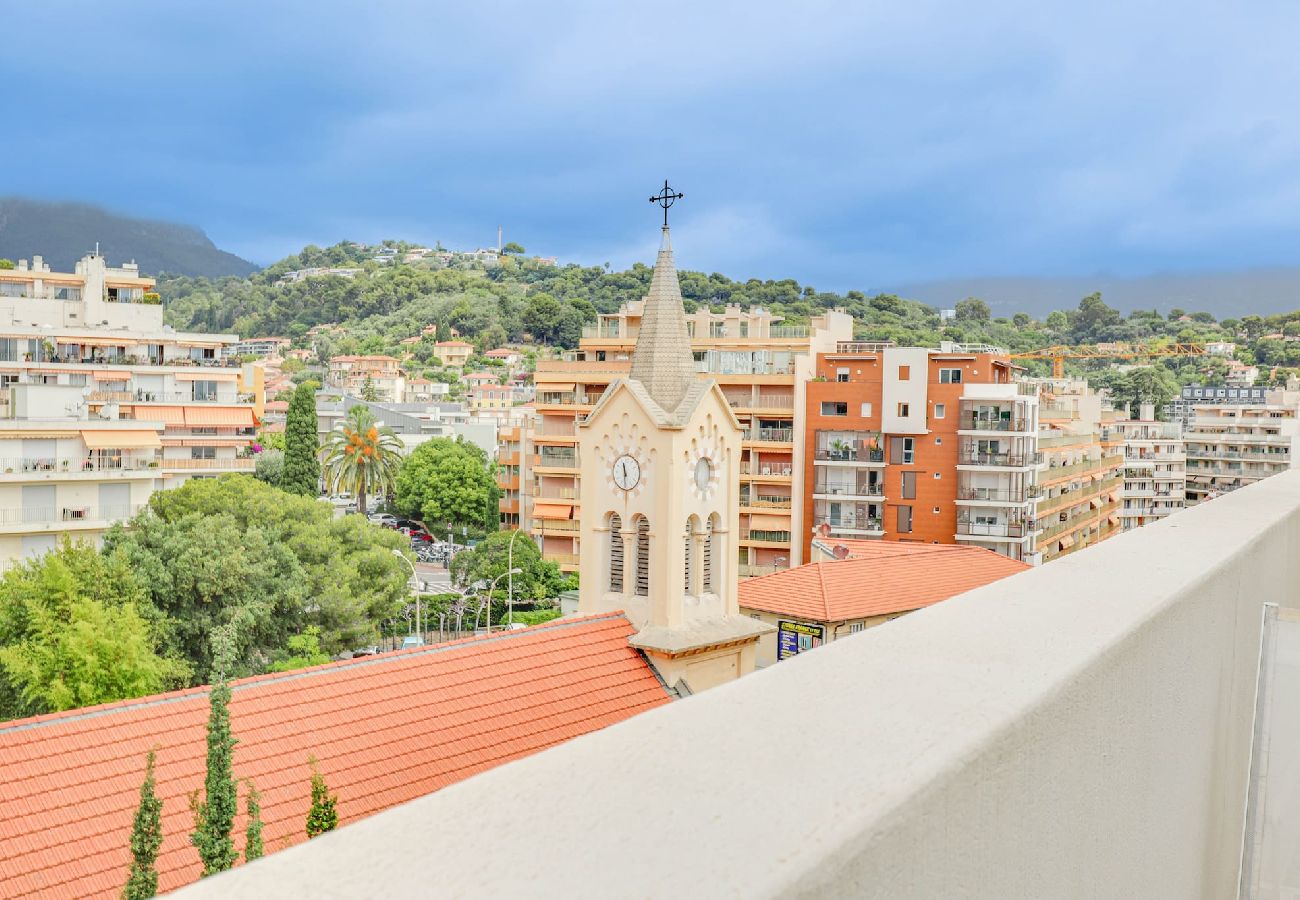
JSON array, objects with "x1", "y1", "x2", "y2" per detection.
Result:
[
  {"x1": 484, "y1": 567, "x2": 522, "y2": 633},
  {"x1": 506, "y1": 529, "x2": 525, "y2": 627},
  {"x1": 391, "y1": 550, "x2": 420, "y2": 639}
]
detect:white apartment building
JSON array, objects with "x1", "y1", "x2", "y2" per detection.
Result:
[
  {"x1": 0, "y1": 253, "x2": 254, "y2": 565},
  {"x1": 1184, "y1": 393, "x2": 1300, "y2": 503},
  {"x1": 1109, "y1": 404, "x2": 1186, "y2": 531}
]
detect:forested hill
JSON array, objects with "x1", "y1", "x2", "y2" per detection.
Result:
[
  {"x1": 0, "y1": 198, "x2": 257, "y2": 278},
  {"x1": 158, "y1": 241, "x2": 1300, "y2": 391}
]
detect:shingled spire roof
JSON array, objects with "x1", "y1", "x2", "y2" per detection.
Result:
[{"x1": 628, "y1": 226, "x2": 696, "y2": 414}]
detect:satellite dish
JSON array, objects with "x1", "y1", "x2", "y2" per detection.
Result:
[
  {"x1": 816, "y1": 522, "x2": 832, "y2": 538},
  {"x1": 832, "y1": 544, "x2": 850, "y2": 560}
]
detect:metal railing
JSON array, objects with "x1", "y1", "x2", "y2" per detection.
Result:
[
  {"x1": 768, "y1": 326, "x2": 810, "y2": 339},
  {"x1": 956, "y1": 519, "x2": 1029, "y2": 537},
  {"x1": 958, "y1": 450, "x2": 1043, "y2": 467},
  {"x1": 740, "y1": 494, "x2": 794, "y2": 509},
  {"x1": 0, "y1": 503, "x2": 146, "y2": 526},
  {"x1": 727, "y1": 395, "x2": 795, "y2": 410},
  {"x1": 961, "y1": 416, "x2": 1030, "y2": 432},
  {"x1": 813, "y1": 448, "x2": 885, "y2": 463},
  {"x1": 833, "y1": 341, "x2": 895, "y2": 354},
  {"x1": 0, "y1": 456, "x2": 160, "y2": 474},
  {"x1": 956, "y1": 486, "x2": 1040, "y2": 503},
  {"x1": 817, "y1": 518, "x2": 883, "y2": 533},
  {"x1": 162, "y1": 457, "x2": 256, "y2": 470},
  {"x1": 748, "y1": 427, "x2": 794, "y2": 442},
  {"x1": 743, "y1": 463, "x2": 794, "y2": 476},
  {"x1": 743, "y1": 529, "x2": 792, "y2": 543},
  {"x1": 814, "y1": 482, "x2": 884, "y2": 498}
]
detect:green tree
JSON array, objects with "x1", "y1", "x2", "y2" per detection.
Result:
[
  {"x1": 501, "y1": 242, "x2": 525, "y2": 255},
  {"x1": 280, "y1": 357, "x2": 306, "y2": 374},
  {"x1": 305, "y1": 758, "x2": 339, "y2": 838},
  {"x1": 0, "y1": 258, "x2": 14, "y2": 270},
  {"x1": 281, "y1": 382, "x2": 320, "y2": 497},
  {"x1": 1012, "y1": 312, "x2": 1032, "y2": 328},
  {"x1": 360, "y1": 375, "x2": 378, "y2": 402},
  {"x1": 253, "y1": 448, "x2": 284, "y2": 487},
  {"x1": 1070, "y1": 292, "x2": 1122, "y2": 343},
  {"x1": 320, "y1": 405, "x2": 403, "y2": 516},
  {"x1": 450, "y1": 530, "x2": 564, "y2": 604},
  {"x1": 243, "y1": 780, "x2": 264, "y2": 862},
  {"x1": 393, "y1": 438, "x2": 499, "y2": 536},
  {"x1": 104, "y1": 476, "x2": 409, "y2": 680},
  {"x1": 190, "y1": 634, "x2": 239, "y2": 877},
  {"x1": 0, "y1": 543, "x2": 186, "y2": 720},
  {"x1": 955, "y1": 297, "x2": 991, "y2": 322},
  {"x1": 270, "y1": 626, "x2": 332, "y2": 672},
  {"x1": 122, "y1": 749, "x2": 164, "y2": 900}
]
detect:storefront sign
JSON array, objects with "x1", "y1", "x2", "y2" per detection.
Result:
[{"x1": 777, "y1": 620, "x2": 825, "y2": 661}]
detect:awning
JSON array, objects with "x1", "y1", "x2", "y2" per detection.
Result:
[
  {"x1": 59, "y1": 337, "x2": 130, "y2": 348},
  {"x1": 1059, "y1": 533, "x2": 1075, "y2": 550},
  {"x1": 1108, "y1": 514, "x2": 1121, "y2": 526},
  {"x1": 184, "y1": 407, "x2": 255, "y2": 427},
  {"x1": 184, "y1": 438, "x2": 250, "y2": 447},
  {"x1": 0, "y1": 431, "x2": 78, "y2": 439},
  {"x1": 533, "y1": 503, "x2": 574, "y2": 520},
  {"x1": 175, "y1": 371, "x2": 239, "y2": 382},
  {"x1": 93, "y1": 371, "x2": 130, "y2": 381},
  {"x1": 80, "y1": 429, "x2": 162, "y2": 450},
  {"x1": 748, "y1": 513, "x2": 791, "y2": 530},
  {"x1": 131, "y1": 406, "x2": 186, "y2": 426},
  {"x1": 177, "y1": 340, "x2": 225, "y2": 348},
  {"x1": 539, "y1": 382, "x2": 576, "y2": 392}
]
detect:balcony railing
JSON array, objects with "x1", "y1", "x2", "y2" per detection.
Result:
[
  {"x1": 814, "y1": 482, "x2": 884, "y2": 498},
  {"x1": 0, "y1": 503, "x2": 146, "y2": 526},
  {"x1": 746, "y1": 427, "x2": 794, "y2": 443},
  {"x1": 727, "y1": 395, "x2": 795, "y2": 410},
  {"x1": 179, "y1": 471, "x2": 1300, "y2": 900},
  {"x1": 955, "y1": 519, "x2": 1029, "y2": 537},
  {"x1": 960, "y1": 416, "x2": 1030, "y2": 432},
  {"x1": 162, "y1": 458, "x2": 257, "y2": 470},
  {"x1": 956, "y1": 486, "x2": 1039, "y2": 503},
  {"x1": 0, "y1": 456, "x2": 160, "y2": 474},
  {"x1": 958, "y1": 450, "x2": 1042, "y2": 468},
  {"x1": 742, "y1": 463, "x2": 794, "y2": 477},
  {"x1": 740, "y1": 494, "x2": 794, "y2": 509},
  {"x1": 815, "y1": 517, "x2": 883, "y2": 533},
  {"x1": 813, "y1": 447, "x2": 885, "y2": 463},
  {"x1": 742, "y1": 529, "x2": 792, "y2": 543}
]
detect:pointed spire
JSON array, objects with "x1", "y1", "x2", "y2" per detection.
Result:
[{"x1": 629, "y1": 226, "x2": 696, "y2": 413}]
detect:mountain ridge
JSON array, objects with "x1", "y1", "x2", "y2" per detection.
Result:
[{"x1": 0, "y1": 198, "x2": 257, "y2": 279}]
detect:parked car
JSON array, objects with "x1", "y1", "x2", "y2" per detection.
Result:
[
  {"x1": 369, "y1": 513, "x2": 398, "y2": 528},
  {"x1": 400, "y1": 635, "x2": 425, "y2": 650},
  {"x1": 352, "y1": 645, "x2": 380, "y2": 658}
]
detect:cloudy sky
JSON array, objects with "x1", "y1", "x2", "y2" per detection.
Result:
[{"x1": 4, "y1": 1, "x2": 1300, "y2": 289}]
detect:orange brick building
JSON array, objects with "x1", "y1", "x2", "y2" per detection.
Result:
[{"x1": 803, "y1": 341, "x2": 1040, "y2": 562}]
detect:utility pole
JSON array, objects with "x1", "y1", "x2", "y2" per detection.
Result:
[{"x1": 497, "y1": 225, "x2": 502, "y2": 253}]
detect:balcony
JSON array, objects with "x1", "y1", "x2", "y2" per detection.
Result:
[
  {"x1": 955, "y1": 519, "x2": 1030, "y2": 538},
  {"x1": 0, "y1": 503, "x2": 147, "y2": 533},
  {"x1": 0, "y1": 456, "x2": 160, "y2": 479},
  {"x1": 179, "y1": 472, "x2": 1300, "y2": 899},
  {"x1": 741, "y1": 462, "x2": 793, "y2": 478},
  {"x1": 162, "y1": 457, "x2": 257, "y2": 471},
  {"x1": 741, "y1": 529, "x2": 792, "y2": 544},
  {"x1": 956, "y1": 486, "x2": 1040, "y2": 504},
  {"x1": 813, "y1": 447, "x2": 885, "y2": 464},
  {"x1": 957, "y1": 449, "x2": 1042, "y2": 468},
  {"x1": 813, "y1": 480, "x2": 884, "y2": 499},
  {"x1": 745, "y1": 426, "x2": 795, "y2": 443},
  {"x1": 739, "y1": 493, "x2": 794, "y2": 509}
]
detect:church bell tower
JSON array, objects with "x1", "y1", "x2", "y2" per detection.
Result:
[{"x1": 576, "y1": 183, "x2": 772, "y2": 693}]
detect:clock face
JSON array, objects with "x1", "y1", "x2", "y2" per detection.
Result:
[
  {"x1": 694, "y1": 457, "x2": 713, "y2": 490},
  {"x1": 612, "y1": 454, "x2": 641, "y2": 491}
]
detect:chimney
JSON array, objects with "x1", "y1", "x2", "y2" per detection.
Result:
[{"x1": 1139, "y1": 402, "x2": 1155, "y2": 421}]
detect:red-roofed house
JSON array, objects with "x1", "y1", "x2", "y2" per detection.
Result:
[
  {"x1": 464, "y1": 371, "x2": 499, "y2": 389},
  {"x1": 740, "y1": 542, "x2": 1029, "y2": 665},
  {"x1": 433, "y1": 340, "x2": 473, "y2": 367},
  {"x1": 0, "y1": 613, "x2": 670, "y2": 899},
  {"x1": 484, "y1": 348, "x2": 522, "y2": 367}
]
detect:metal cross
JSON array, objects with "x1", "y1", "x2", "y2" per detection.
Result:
[{"x1": 649, "y1": 180, "x2": 684, "y2": 227}]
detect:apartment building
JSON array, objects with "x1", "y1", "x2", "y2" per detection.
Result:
[
  {"x1": 225, "y1": 336, "x2": 291, "y2": 359},
  {"x1": 1183, "y1": 391, "x2": 1300, "y2": 503},
  {"x1": 1108, "y1": 404, "x2": 1186, "y2": 531},
  {"x1": 1166, "y1": 383, "x2": 1269, "y2": 428},
  {"x1": 432, "y1": 340, "x2": 474, "y2": 367},
  {"x1": 1031, "y1": 379, "x2": 1125, "y2": 563},
  {"x1": 326, "y1": 355, "x2": 405, "y2": 401},
  {"x1": 515, "y1": 302, "x2": 852, "y2": 575},
  {"x1": 802, "y1": 342, "x2": 1040, "y2": 563},
  {"x1": 402, "y1": 378, "x2": 450, "y2": 404},
  {"x1": 496, "y1": 414, "x2": 532, "y2": 531},
  {"x1": 0, "y1": 252, "x2": 255, "y2": 564}
]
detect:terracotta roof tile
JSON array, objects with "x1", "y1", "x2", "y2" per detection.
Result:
[
  {"x1": 740, "y1": 542, "x2": 1030, "y2": 621},
  {"x1": 0, "y1": 613, "x2": 667, "y2": 898}
]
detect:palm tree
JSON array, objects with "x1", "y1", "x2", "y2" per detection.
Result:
[{"x1": 320, "y1": 405, "x2": 402, "y2": 516}]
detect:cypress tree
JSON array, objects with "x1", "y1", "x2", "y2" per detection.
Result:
[
  {"x1": 189, "y1": 640, "x2": 239, "y2": 876},
  {"x1": 305, "y1": 757, "x2": 339, "y2": 838},
  {"x1": 281, "y1": 382, "x2": 320, "y2": 496},
  {"x1": 244, "y1": 780, "x2": 264, "y2": 862},
  {"x1": 122, "y1": 749, "x2": 163, "y2": 900}
]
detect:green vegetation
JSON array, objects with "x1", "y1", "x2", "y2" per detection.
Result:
[
  {"x1": 281, "y1": 382, "x2": 320, "y2": 496},
  {"x1": 305, "y1": 758, "x2": 339, "y2": 838},
  {"x1": 123, "y1": 749, "x2": 164, "y2": 900},
  {"x1": 253, "y1": 448, "x2": 284, "y2": 486},
  {"x1": 393, "y1": 438, "x2": 499, "y2": 538},
  {"x1": 269, "y1": 626, "x2": 331, "y2": 672},
  {"x1": 103, "y1": 476, "x2": 410, "y2": 683},
  {"x1": 0, "y1": 544, "x2": 186, "y2": 720},
  {"x1": 451, "y1": 530, "x2": 568, "y2": 605},
  {"x1": 0, "y1": 258, "x2": 14, "y2": 270},
  {"x1": 190, "y1": 632, "x2": 239, "y2": 877},
  {"x1": 320, "y1": 405, "x2": 402, "y2": 516},
  {"x1": 243, "y1": 781, "x2": 264, "y2": 862}
]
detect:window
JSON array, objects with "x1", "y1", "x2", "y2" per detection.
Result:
[
  {"x1": 898, "y1": 403, "x2": 910, "y2": 417},
  {"x1": 634, "y1": 516, "x2": 650, "y2": 597},
  {"x1": 933, "y1": 403, "x2": 945, "y2": 419},
  {"x1": 703, "y1": 515, "x2": 718, "y2": 593},
  {"x1": 940, "y1": 368, "x2": 963, "y2": 384},
  {"x1": 898, "y1": 365, "x2": 910, "y2": 380},
  {"x1": 934, "y1": 437, "x2": 942, "y2": 445},
  {"x1": 684, "y1": 518, "x2": 697, "y2": 595},
  {"x1": 889, "y1": 437, "x2": 915, "y2": 465},
  {"x1": 608, "y1": 513, "x2": 623, "y2": 593},
  {"x1": 933, "y1": 506, "x2": 941, "y2": 513},
  {"x1": 739, "y1": 321, "x2": 749, "y2": 338},
  {"x1": 849, "y1": 622, "x2": 866, "y2": 634},
  {"x1": 901, "y1": 471, "x2": 917, "y2": 499},
  {"x1": 710, "y1": 322, "x2": 726, "y2": 338},
  {"x1": 933, "y1": 472, "x2": 941, "y2": 479},
  {"x1": 896, "y1": 505, "x2": 913, "y2": 534},
  {"x1": 860, "y1": 402, "x2": 872, "y2": 417},
  {"x1": 836, "y1": 368, "x2": 850, "y2": 383},
  {"x1": 192, "y1": 380, "x2": 218, "y2": 402},
  {"x1": 821, "y1": 401, "x2": 848, "y2": 416},
  {"x1": 190, "y1": 446, "x2": 216, "y2": 460}
]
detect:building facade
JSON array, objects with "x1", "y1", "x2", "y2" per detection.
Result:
[
  {"x1": 326, "y1": 355, "x2": 405, "y2": 401},
  {"x1": 514, "y1": 303, "x2": 851, "y2": 575},
  {"x1": 1183, "y1": 393, "x2": 1300, "y2": 503},
  {"x1": 0, "y1": 252, "x2": 255, "y2": 565},
  {"x1": 1110, "y1": 404, "x2": 1186, "y2": 531},
  {"x1": 802, "y1": 342, "x2": 1040, "y2": 563}
]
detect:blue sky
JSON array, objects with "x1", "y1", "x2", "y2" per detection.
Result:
[{"x1": 4, "y1": 1, "x2": 1300, "y2": 289}]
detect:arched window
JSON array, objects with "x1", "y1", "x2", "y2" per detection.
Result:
[
  {"x1": 608, "y1": 512, "x2": 623, "y2": 593},
  {"x1": 703, "y1": 514, "x2": 718, "y2": 594},
  {"x1": 684, "y1": 516, "x2": 698, "y2": 595},
  {"x1": 634, "y1": 516, "x2": 650, "y2": 597}
]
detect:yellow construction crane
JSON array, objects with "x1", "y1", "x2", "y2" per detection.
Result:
[{"x1": 1009, "y1": 342, "x2": 1208, "y2": 379}]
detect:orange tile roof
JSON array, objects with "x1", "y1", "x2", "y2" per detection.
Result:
[
  {"x1": 0, "y1": 613, "x2": 668, "y2": 898},
  {"x1": 740, "y1": 543, "x2": 1030, "y2": 622}
]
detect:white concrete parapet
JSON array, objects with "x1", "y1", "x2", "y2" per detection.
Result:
[{"x1": 179, "y1": 472, "x2": 1300, "y2": 899}]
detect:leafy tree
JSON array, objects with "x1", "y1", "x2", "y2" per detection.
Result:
[
  {"x1": 1070, "y1": 292, "x2": 1122, "y2": 343},
  {"x1": 393, "y1": 438, "x2": 499, "y2": 536},
  {"x1": 270, "y1": 626, "x2": 331, "y2": 672},
  {"x1": 955, "y1": 297, "x2": 991, "y2": 322},
  {"x1": 281, "y1": 382, "x2": 320, "y2": 497},
  {"x1": 305, "y1": 758, "x2": 339, "y2": 838},
  {"x1": 104, "y1": 476, "x2": 409, "y2": 680},
  {"x1": 190, "y1": 634, "x2": 239, "y2": 877},
  {"x1": 279, "y1": 357, "x2": 306, "y2": 374},
  {"x1": 360, "y1": 375, "x2": 378, "y2": 402},
  {"x1": 450, "y1": 530, "x2": 565, "y2": 607},
  {"x1": 0, "y1": 543, "x2": 186, "y2": 720},
  {"x1": 320, "y1": 405, "x2": 403, "y2": 516},
  {"x1": 243, "y1": 780, "x2": 264, "y2": 862},
  {"x1": 253, "y1": 448, "x2": 284, "y2": 487},
  {"x1": 122, "y1": 749, "x2": 164, "y2": 900},
  {"x1": 501, "y1": 242, "x2": 525, "y2": 255},
  {"x1": 0, "y1": 258, "x2": 14, "y2": 270}
]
